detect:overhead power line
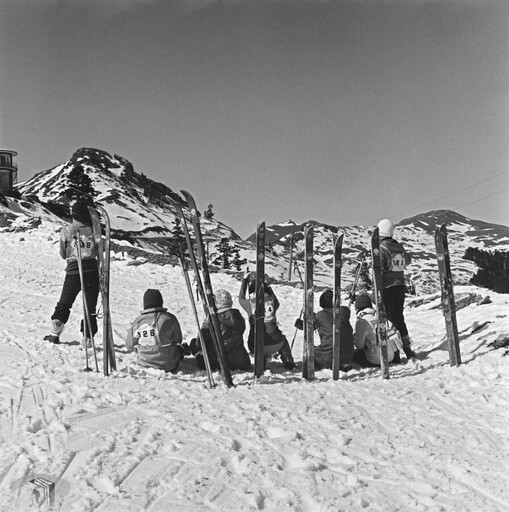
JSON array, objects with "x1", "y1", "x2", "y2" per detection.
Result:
[{"x1": 396, "y1": 169, "x2": 509, "y2": 219}]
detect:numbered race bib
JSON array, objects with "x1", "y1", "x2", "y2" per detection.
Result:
[
  {"x1": 74, "y1": 234, "x2": 95, "y2": 258},
  {"x1": 390, "y1": 253, "x2": 406, "y2": 272},
  {"x1": 135, "y1": 322, "x2": 158, "y2": 348}
]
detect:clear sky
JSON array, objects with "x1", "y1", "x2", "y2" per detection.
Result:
[{"x1": 1, "y1": 0, "x2": 508, "y2": 238}]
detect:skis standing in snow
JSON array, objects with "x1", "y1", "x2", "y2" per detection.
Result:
[
  {"x1": 302, "y1": 224, "x2": 315, "y2": 380},
  {"x1": 164, "y1": 195, "x2": 215, "y2": 387},
  {"x1": 88, "y1": 205, "x2": 116, "y2": 375},
  {"x1": 435, "y1": 224, "x2": 461, "y2": 366},
  {"x1": 332, "y1": 233, "x2": 343, "y2": 380},
  {"x1": 180, "y1": 190, "x2": 234, "y2": 387},
  {"x1": 370, "y1": 226, "x2": 391, "y2": 379}
]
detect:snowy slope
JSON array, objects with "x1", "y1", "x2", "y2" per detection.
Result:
[{"x1": 1, "y1": 221, "x2": 509, "y2": 511}]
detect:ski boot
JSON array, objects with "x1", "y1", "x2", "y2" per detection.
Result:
[
  {"x1": 402, "y1": 336, "x2": 416, "y2": 359},
  {"x1": 44, "y1": 319, "x2": 64, "y2": 344}
]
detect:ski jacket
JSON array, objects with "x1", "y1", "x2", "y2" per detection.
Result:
[
  {"x1": 126, "y1": 307, "x2": 183, "y2": 372},
  {"x1": 354, "y1": 308, "x2": 395, "y2": 365},
  {"x1": 200, "y1": 308, "x2": 251, "y2": 371},
  {"x1": 59, "y1": 221, "x2": 98, "y2": 275},
  {"x1": 379, "y1": 237, "x2": 411, "y2": 290},
  {"x1": 313, "y1": 306, "x2": 354, "y2": 369}
]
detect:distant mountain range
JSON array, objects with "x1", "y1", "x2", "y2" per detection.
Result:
[{"x1": 3, "y1": 147, "x2": 509, "y2": 294}]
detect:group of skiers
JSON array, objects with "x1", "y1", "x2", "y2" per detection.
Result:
[{"x1": 44, "y1": 200, "x2": 416, "y2": 374}]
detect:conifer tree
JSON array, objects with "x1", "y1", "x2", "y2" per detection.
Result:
[
  {"x1": 214, "y1": 237, "x2": 233, "y2": 269},
  {"x1": 168, "y1": 217, "x2": 188, "y2": 260},
  {"x1": 204, "y1": 204, "x2": 214, "y2": 221},
  {"x1": 65, "y1": 165, "x2": 96, "y2": 200}
]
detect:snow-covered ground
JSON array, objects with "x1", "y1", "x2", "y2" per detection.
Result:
[{"x1": 1, "y1": 223, "x2": 508, "y2": 512}]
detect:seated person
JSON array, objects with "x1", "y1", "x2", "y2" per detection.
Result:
[{"x1": 126, "y1": 289, "x2": 183, "y2": 372}]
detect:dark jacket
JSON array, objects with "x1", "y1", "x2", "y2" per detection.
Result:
[
  {"x1": 313, "y1": 306, "x2": 354, "y2": 369},
  {"x1": 379, "y1": 237, "x2": 411, "y2": 289},
  {"x1": 199, "y1": 308, "x2": 251, "y2": 372}
]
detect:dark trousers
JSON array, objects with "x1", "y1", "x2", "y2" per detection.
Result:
[
  {"x1": 382, "y1": 285, "x2": 408, "y2": 338},
  {"x1": 247, "y1": 322, "x2": 294, "y2": 363},
  {"x1": 52, "y1": 271, "x2": 100, "y2": 335}
]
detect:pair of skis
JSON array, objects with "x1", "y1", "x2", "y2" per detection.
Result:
[
  {"x1": 166, "y1": 192, "x2": 233, "y2": 388},
  {"x1": 301, "y1": 225, "x2": 344, "y2": 381},
  {"x1": 434, "y1": 224, "x2": 461, "y2": 366},
  {"x1": 88, "y1": 205, "x2": 116, "y2": 376}
]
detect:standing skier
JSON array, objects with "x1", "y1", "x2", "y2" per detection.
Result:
[
  {"x1": 126, "y1": 289, "x2": 183, "y2": 373},
  {"x1": 377, "y1": 218, "x2": 416, "y2": 358},
  {"x1": 190, "y1": 289, "x2": 251, "y2": 372},
  {"x1": 294, "y1": 289, "x2": 354, "y2": 371},
  {"x1": 238, "y1": 272, "x2": 296, "y2": 370},
  {"x1": 44, "y1": 200, "x2": 99, "y2": 345}
]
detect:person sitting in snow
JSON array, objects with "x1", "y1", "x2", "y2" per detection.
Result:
[
  {"x1": 190, "y1": 289, "x2": 251, "y2": 372},
  {"x1": 377, "y1": 218, "x2": 416, "y2": 358},
  {"x1": 44, "y1": 200, "x2": 100, "y2": 346},
  {"x1": 352, "y1": 294, "x2": 404, "y2": 367},
  {"x1": 294, "y1": 289, "x2": 354, "y2": 371},
  {"x1": 238, "y1": 271, "x2": 296, "y2": 370},
  {"x1": 126, "y1": 289, "x2": 184, "y2": 373}
]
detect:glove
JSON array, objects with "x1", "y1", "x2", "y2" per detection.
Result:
[
  {"x1": 294, "y1": 318, "x2": 304, "y2": 330},
  {"x1": 181, "y1": 342, "x2": 191, "y2": 356}
]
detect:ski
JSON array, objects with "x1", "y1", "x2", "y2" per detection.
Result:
[
  {"x1": 332, "y1": 233, "x2": 343, "y2": 380},
  {"x1": 434, "y1": 224, "x2": 461, "y2": 366},
  {"x1": 254, "y1": 222, "x2": 265, "y2": 378},
  {"x1": 165, "y1": 196, "x2": 215, "y2": 388},
  {"x1": 302, "y1": 224, "x2": 314, "y2": 380},
  {"x1": 88, "y1": 205, "x2": 116, "y2": 375},
  {"x1": 74, "y1": 231, "x2": 98, "y2": 372},
  {"x1": 96, "y1": 205, "x2": 116, "y2": 373},
  {"x1": 370, "y1": 227, "x2": 390, "y2": 380},
  {"x1": 180, "y1": 190, "x2": 234, "y2": 388}
]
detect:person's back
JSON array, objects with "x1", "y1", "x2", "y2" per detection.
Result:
[
  {"x1": 353, "y1": 295, "x2": 395, "y2": 366},
  {"x1": 377, "y1": 218, "x2": 415, "y2": 358},
  {"x1": 197, "y1": 289, "x2": 251, "y2": 372},
  {"x1": 126, "y1": 289, "x2": 183, "y2": 372},
  {"x1": 313, "y1": 291, "x2": 354, "y2": 370},
  {"x1": 238, "y1": 272, "x2": 295, "y2": 369}
]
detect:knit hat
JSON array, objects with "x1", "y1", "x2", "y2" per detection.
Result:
[
  {"x1": 377, "y1": 218, "x2": 394, "y2": 238},
  {"x1": 319, "y1": 289, "x2": 333, "y2": 309},
  {"x1": 143, "y1": 289, "x2": 163, "y2": 309},
  {"x1": 355, "y1": 294, "x2": 372, "y2": 311},
  {"x1": 72, "y1": 200, "x2": 92, "y2": 224},
  {"x1": 215, "y1": 289, "x2": 233, "y2": 310}
]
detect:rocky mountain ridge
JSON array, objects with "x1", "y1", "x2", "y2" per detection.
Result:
[{"x1": 2, "y1": 147, "x2": 508, "y2": 293}]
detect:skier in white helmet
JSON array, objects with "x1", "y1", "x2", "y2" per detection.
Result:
[{"x1": 377, "y1": 218, "x2": 416, "y2": 359}]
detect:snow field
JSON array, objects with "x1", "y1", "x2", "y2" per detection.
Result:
[{"x1": 1, "y1": 225, "x2": 509, "y2": 511}]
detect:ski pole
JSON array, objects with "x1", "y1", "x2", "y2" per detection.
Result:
[{"x1": 75, "y1": 233, "x2": 99, "y2": 372}]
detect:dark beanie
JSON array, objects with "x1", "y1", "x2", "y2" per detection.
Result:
[
  {"x1": 72, "y1": 200, "x2": 92, "y2": 224},
  {"x1": 143, "y1": 289, "x2": 163, "y2": 309},
  {"x1": 319, "y1": 289, "x2": 333, "y2": 309},
  {"x1": 355, "y1": 294, "x2": 372, "y2": 311}
]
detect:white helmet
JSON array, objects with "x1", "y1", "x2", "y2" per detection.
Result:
[{"x1": 377, "y1": 218, "x2": 394, "y2": 238}]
